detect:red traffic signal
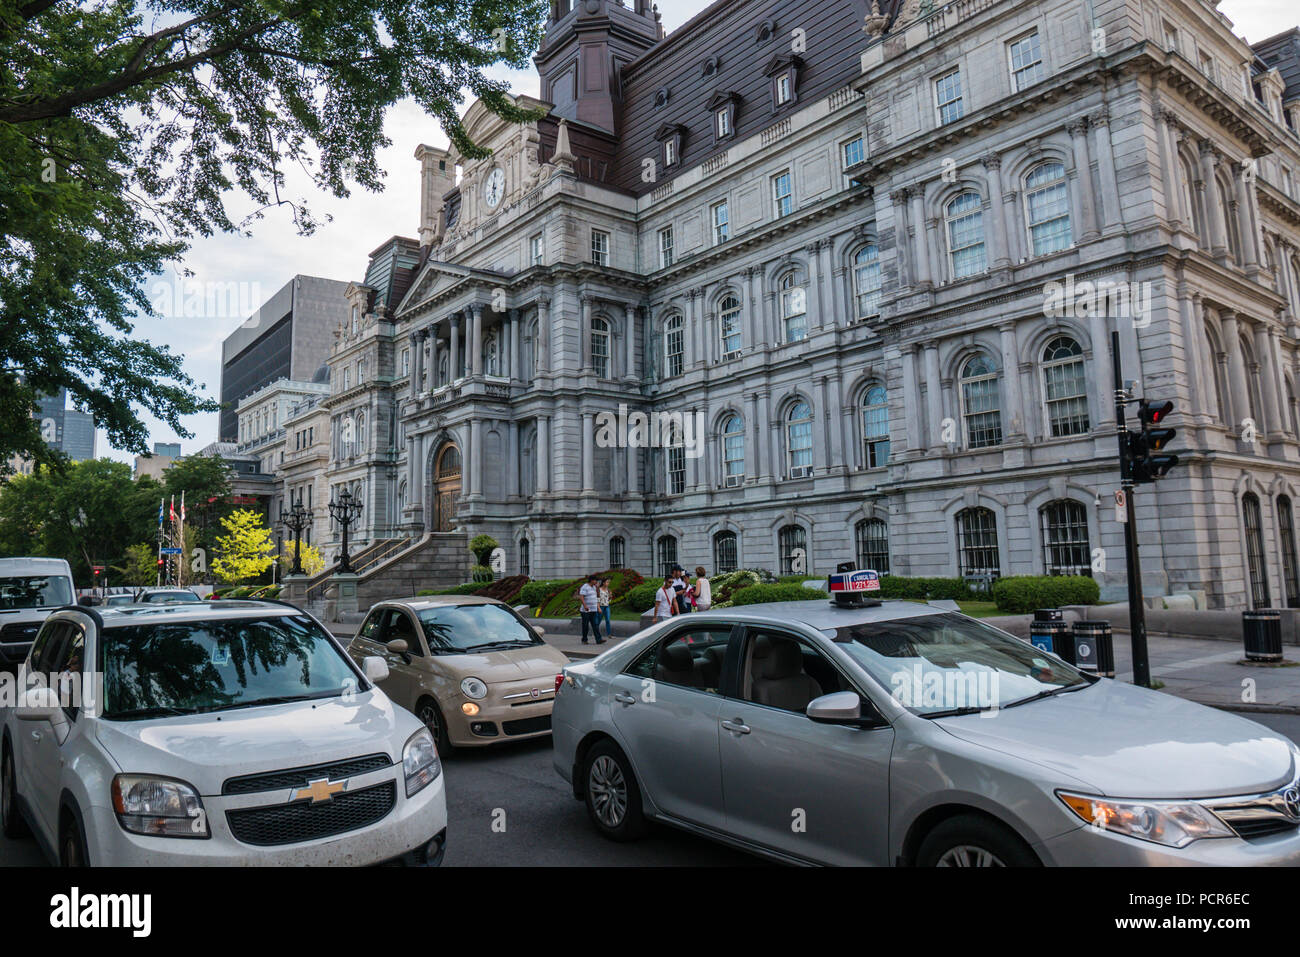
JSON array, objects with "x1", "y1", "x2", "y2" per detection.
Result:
[
  {"x1": 1139, "y1": 399, "x2": 1174, "y2": 426},
  {"x1": 156, "y1": 557, "x2": 164, "y2": 567}
]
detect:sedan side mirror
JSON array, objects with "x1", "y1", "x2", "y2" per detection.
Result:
[
  {"x1": 362, "y1": 656, "x2": 389, "y2": 683},
  {"x1": 806, "y1": 691, "x2": 866, "y2": 725},
  {"x1": 532, "y1": 626, "x2": 546, "y2": 639}
]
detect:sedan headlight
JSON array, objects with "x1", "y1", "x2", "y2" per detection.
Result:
[
  {"x1": 111, "y1": 774, "x2": 208, "y2": 839},
  {"x1": 460, "y1": 676, "x2": 488, "y2": 700},
  {"x1": 403, "y1": 728, "x2": 441, "y2": 798},
  {"x1": 1058, "y1": 791, "x2": 1234, "y2": 848}
]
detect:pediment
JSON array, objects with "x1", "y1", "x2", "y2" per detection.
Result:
[{"x1": 396, "y1": 260, "x2": 473, "y2": 315}]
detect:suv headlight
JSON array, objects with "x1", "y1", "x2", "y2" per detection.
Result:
[
  {"x1": 460, "y1": 676, "x2": 488, "y2": 700},
  {"x1": 1058, "y1": 791, "x2": 1234, "y2": 847},
  {"x1": 111, "y1": 774, "x2": 209, "y2": 839},
  {"x1": 403, "y1": 728, "x2": 441, "y2": 798}
]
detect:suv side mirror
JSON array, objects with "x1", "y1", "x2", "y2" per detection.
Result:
[
  {"x1": 807, "y1": 691, "x2": 869, "y2": 725},
  {"x1": 17, "y1": 685, "x2": 62, "y2": 723}
]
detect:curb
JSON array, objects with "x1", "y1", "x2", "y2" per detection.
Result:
[{"x1": 1206, "y1": 702, "x2": 1300, "y2": 716}]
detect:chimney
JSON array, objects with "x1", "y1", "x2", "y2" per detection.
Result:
[{"x1": 415, "y1": 144, "x2": 455, "y2": 248}]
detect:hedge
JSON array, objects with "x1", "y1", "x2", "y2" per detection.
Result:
[
  {"x1": 991, "y1": 575, "x2": 1100, "y2": 614},
  {"x1": 622, "y1": 581, "x2": 663, "y2": 613},
  {"x1": 878, "y1": 576, "x2": 975, "y2": 602},
  {"x1": 519, "y1": 579, "x2": 571, "y2": 608},
  {"x1": 729, "y1": 583, "x2": 821, "y2": 606},
  {"x1": 415, "y1": 582, "x2": 483, "y2": 597},
  {"x1": 540, "y1": 569, "x2": 645, "y2": 618}
]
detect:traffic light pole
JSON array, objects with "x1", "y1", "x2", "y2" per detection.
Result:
[{"x1": 1112, "y1": 331, "x2": 1152, "y2": 687}]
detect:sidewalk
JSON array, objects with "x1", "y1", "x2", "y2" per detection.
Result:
[{"x1": 330, "y1": 617, "x2": 1299, "y2": 714}]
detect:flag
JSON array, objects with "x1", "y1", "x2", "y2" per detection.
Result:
[
  {"x1": 158, "y1": 498, "x2": 164, "y2": 527},
  {"x1": 180, "y1": 490, "x2": 186, "y2": 524},
  {"x1": 169, "y1": 496, "x2": 178, "y2": 525}
]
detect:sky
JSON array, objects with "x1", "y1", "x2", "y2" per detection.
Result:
[{"x1": 96, "y1": 0, "x2": 1299, "y2": 463}]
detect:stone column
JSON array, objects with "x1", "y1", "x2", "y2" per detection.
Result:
[
  {"x1": 1256, "y1": 324, "x2": 1284, "y2": 434},
  {"x1": 408, "y1": 331, "x2": 422, "y2": 394},
  {"x1": 1091, "y1": 107, "x2": 1122, "y2": 231},
  {"x1": 467, "y1": 418, "x2": 482, "y2": 498},
  {"x1": 1199, "y1": 140, "x2": 1230, "y2": 259},
  {"x1": 626, "y1": 432, "x2": 639, "y2": 495},
  {"x1": 746, "y1": 393, "x2": 760, "y2": 484},
  {"x1": 982, "y1": 153, "x2": 1011, "y2": 269},
  {"x1": 581, "y1": 295, "x2": 594, "y2": 373},
  {"x1": 745, "y1": 267, "x2": 762, "y2": 348},
  {"x1": 536, "y1": 416, "x2": 550, "y2": 494},
  {"x1": 1157, "y1": 109, "x2": 1186, "y2": 228},
  {"x1": 1180, "y1": 291, "x2": 1211, "y2": 422},
  {"x1": 507, "y1": 309, "x2": 520, "y2": 381},
  {"x1": 449, "y1": 314, "x2": 461, "y2": 382},
  {"x1": 1234, "y1": 161, "x2": 1260, "y2": 271},
  {"x1": 581, "y1": 412, "x2": 594, "y2": 492},
  {"x1": 998, "y1": 321, "x2": 1024, "y2": 439},
  {"x1": 1221, "y1": 311, "x2": 1251, "y2": 428},
  {"x1": 405, "y1": 434, "x2": 417, "y2": 510},
  {"x1": 890, "y1": 188, "x2": 913, "y2": 290},
  {"x1": 910, "y1": 187, "x2": 931, "y2": 288},
  {"x1": 470, "y1": 304, "x2": 484, "y2": 377},
  {"x1": 538, "y1": 298, "x2": 551, "y2": 374},
  {"x1": 807, "y1": 242, "x2": 825, "y2": 330},
  {"x1": 624, "y1": 304, "x2": 637, "y2": 380},
  {"x1": 1088, "y1": 312, "x2": 1114, "y2": 427},
  {"x1": 1067, "y1": 118, "x2": 1100, "y2": 241},
  {"x1": 507, "y1": 420, "x2": 520, "y2": 498},
  {"x1": 901, "y1": 346, "x2": 921, "y2": 456},
  {"x1": 924, "y1": 342, "x2": 944, "y2": 450}
]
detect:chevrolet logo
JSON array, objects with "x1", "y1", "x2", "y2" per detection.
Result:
[{"x1": 290, "y1": 777, "x2": 348, "y2": 805}]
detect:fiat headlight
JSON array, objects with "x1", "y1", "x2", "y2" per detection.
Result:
[
  {"x1": 460, "y1": 676, "x2": 488, "y2": 700},
  {"x1": 111, "y1": 774, "x2": 209, "y2": 838},
  {"x1": 1058, "y1": 791, "x2": 1234, "y2": 847},
  {"x1": 403, "y1": 728, "x2": 441, "y2": 797}
]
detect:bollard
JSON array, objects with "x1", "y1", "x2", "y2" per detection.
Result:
[
  {"x1": 1242, "y1": 609, "x2": 1283, "y2": 662},
  {"x1": 1073, "y1": 620, "x2": 1115, "y2": 678}
]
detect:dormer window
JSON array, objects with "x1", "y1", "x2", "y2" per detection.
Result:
[
  {"x1": 707, "y1": 91, "x2": 740, "y2": 143},
  {"x1": 765, "y1": 54, "x2": 802, "y2": 112},
  {"x1": 656, "y1": 122, "x2": 687, "y2": 170}
]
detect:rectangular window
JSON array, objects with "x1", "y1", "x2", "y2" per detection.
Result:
[
  {"x1": 530, "y1": 234, "x2": 544, "y2": 266},
  {"x1": 842, "y1": 136, "x2": 864, "y2": 169},
  {"x1": 935, "y1": 69, "x2": 964, "y2": 125},
  {"x1": 1008, "y1": 32, "x2": 1044, "y2": 92},
  {"x1": 591, "y1": 229, "x2": 610, "y2": 267},
  {"x1": 658, "y1": 226, "x2": 674, "y2": 269},
  {"x1": 773, "y1": 171, "x2": 793, "y2": 218},
  {"x1": 401, "y1": 349, "x2": 410, "y2": 378},
  {"x1": 713, "y1": 201, "x2": 729, "y2": 244},
  {"x1": 716, "y1": 108, "x2": 731, "y2": 138},
  {"x1": 776, "y1": 74, "x2": 792, "y2": 106},
  {"x1": 1163, "y1": 21, "x2": 1179, "y2": 53},
  {"x1": 1199, "y1": 50, "x2": 1217, "y2": 84},
  {"x1": 667, "y1": 446, "x2": 686, "y2": 495},
  {"x1": 664, "y1": 137, "x2": 678, "y2": 167}
]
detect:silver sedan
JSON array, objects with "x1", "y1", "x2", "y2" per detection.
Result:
[{"x1": 551, "y1": 599, "x2": 1300, "y2": 866}]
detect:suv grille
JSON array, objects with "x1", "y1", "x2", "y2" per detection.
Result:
[
  {"x1": 226, "y1": 782, "x2": 396, "y2": 846},
  {"x1": 0, "y1": 622, "x2": 40, "y2": 644},
  {"x1": 222, "y1": 754, "x2": 391, "y2": 795}
]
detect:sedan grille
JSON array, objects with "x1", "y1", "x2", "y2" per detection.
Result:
[
  {"x1": 222, "y1": 753, "x2": 391, "y2": 795},
  {"x1": 226, "y1": 782, "x2": 396, "y2": 846}
]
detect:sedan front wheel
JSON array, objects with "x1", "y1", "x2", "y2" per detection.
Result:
[{"x1": 917, "y1": 814, "x2": 1040, "y2": 867}]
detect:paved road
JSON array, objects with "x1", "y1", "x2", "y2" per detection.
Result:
[{"x1": 4, "y1": 713, "x2": 1297, "y2": 867}]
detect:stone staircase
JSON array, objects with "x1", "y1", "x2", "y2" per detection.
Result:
[{"x1": 294, "y1": 532, "x2": 469, "y2": 619}]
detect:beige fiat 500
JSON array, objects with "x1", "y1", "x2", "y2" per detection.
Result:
[{"x1": 347, "y1": 596, "x2": 569, "y2": 751}]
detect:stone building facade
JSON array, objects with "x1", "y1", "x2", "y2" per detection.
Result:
[{"x1": 288, "y1": 0, "x2": 1300, "y2": 610}]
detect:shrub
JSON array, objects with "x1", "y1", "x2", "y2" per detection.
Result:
[
  {"x1": 470, "y1": 563, "x2": 494, "y2": 583},
  {"x1": 469, "y1": 534, "x2": 499, "y2": 566},
  {"x1": 225, "y1": 585, "x2": 253, "y2": 598},
  {"x1": 729, "y1": 583, "x2": 821, "y2": 606},
  {"x1": 777, "y1": 574, "x2": 817, "y2": 586},
  {"x1": 711, "y1": 569, "x2": 762, "y2": 605},
  {"x1": 991, "y1": 575, "x2": 1100, "y2": 614},
  {"x1": 622, "y1": 581, "x2": 662, "y2": 613},
  {"x1": 519, "y1": 579, "x2": 570, "y2": 608},
  {"x1": 878, "y1": 576, "x2": 974, "y2": 602}
]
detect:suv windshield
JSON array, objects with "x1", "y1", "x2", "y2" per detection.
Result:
[
  {"x1": 416, "y1": 603, "x2": 542, "y2": 654},
  {"x1": 834, "y1": 613, "x2": 1091, "y2": 716},
  {"x1": 101, "y1": 614, "x2": 359, "y2": 719},
  {"x1": 0, "y1": 575, "x2": 72, "y2": 610}
]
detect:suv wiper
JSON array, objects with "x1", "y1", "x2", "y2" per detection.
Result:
[
  {"x1": 211, "y1": 692, "x2": 336, "y2": 712},
  {"x1": 107, "y1": 706, "x2": 199, "y2": 720},
  {"x1": 1002, "y1": 683, "x2": 1091, "y2": 710}
]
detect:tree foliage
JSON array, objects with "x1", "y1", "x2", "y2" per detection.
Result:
[
  {"x1": 279, "y1": 540, "x2": 324, "y2": 576},
  {"x1": 0, "y1": 0, "x2": 547, "y2": 464},
  {"x1": 211, "y1": 507, "x2": 275, "y2": 583},
  {"x1": 115, "y1": 541, "x2": 160, "y2": 587}
]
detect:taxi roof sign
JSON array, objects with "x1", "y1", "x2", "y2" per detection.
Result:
[{"x1": 828, "y1": 567, "x2": 882, "y2": 607}]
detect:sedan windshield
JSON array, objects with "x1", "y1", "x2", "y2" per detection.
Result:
[
  {"x1": 101, "y1": 615, "x2": 359, "y2": 719},
  {"x1": 834, "y1": 613, "x2": 1091, "y2": 716},
  {"x1": 140, "y1": 591, "x2": 200, "y2": 603},
  {"x1": 416, "y1": 603, "x2": 542, "y2": 654},
  {"x1": 0, "y1": 575, "x2": 72, "y2": 610}
]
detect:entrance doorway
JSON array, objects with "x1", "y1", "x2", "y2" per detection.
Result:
[{"x1": 434, "y1": 445, "x2": 462, "y2": 532}]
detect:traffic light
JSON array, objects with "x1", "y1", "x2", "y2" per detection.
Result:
[{"x1": 1128, "y1": 399, "x2": 1179, "y2": 484}]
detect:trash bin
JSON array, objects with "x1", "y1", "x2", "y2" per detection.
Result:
[
  {"x1": 1073, "y1": 621, "x2": 1115, "y2": 678},
  {"x1": 1029, "y1": 618, "x2": 1074, "y2": 663},
  {"x1": 1034, "y1": 608, "x2": 1064, "y2": 622},
  {"x1": 1242, "y1": 609, "x2": 1283, "y2": 662}
]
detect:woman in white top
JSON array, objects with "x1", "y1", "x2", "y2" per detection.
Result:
[
  {"x1": 653, "y1": 576, "x2": 678, "y2": 622},
  {"x1": 693, "y1": 566, "x2": 711, "y2": 611}
]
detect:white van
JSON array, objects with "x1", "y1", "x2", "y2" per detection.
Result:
[{"x1": 0, "y1": 558, "x2": 76, "y2": 668}]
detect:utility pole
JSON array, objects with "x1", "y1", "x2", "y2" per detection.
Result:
[{"x1": 1112, "y1": 330, "x2": 1151, "y2": 687}]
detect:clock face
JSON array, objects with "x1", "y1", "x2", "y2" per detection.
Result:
[{"x1": 484, "y1": 167, "x2": 505, "y2": 209}]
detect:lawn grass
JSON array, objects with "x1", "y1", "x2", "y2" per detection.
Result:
[{"x1": 956, "y1": 601, "x2": 1002, "y2": 618}]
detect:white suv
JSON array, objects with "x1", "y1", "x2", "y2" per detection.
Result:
[{"x1": 1, "y1": 601, "x2": 447, "y2": 866}]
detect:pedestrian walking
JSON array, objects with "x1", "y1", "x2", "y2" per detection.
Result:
[
  {"x1": 653, "y1": 576, "x2": 679, "y2": 623},
  {"x1": 670, "y1": 564, "x2": 691, "y2": 614},
  {"x1": 578, "y1": 574, "x2": 604, "y2": 645},
  {"x1": 598, "y1": 577, "x2": 613, "y2": 637},
  {"x1": 693, "y1": 566, "x2": 711, "y2": 612}
]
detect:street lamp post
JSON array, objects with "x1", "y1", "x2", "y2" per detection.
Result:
[
  {"x1": 328, "y1": 488, "x2": 363, "y2": 574},
  {"x1": 279, "y1": 497, "x2": 312, "y2": 577}
]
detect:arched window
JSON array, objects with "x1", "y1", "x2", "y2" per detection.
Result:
[
  {"x1": 609, "y1": 535, "x2": 625, "y2": 569},
  {"x1": 1178, "y1": 155, "x2": 1201, "y2": 238},
  {"x1": 854, "y1": 244, "x2": 882, "y2": 319},
  {"x1": 960, "y1": 355, "x2": 1003, "y2": 448},
  {"x1": 1218, "y1": 177, "x2": 1239, "y2": 261},
  {"x1": 713, "y1": 531, "x2": 739, "y2": 574},
  {"x1": 664, "y1": 315, "x2": 684, "y2": 377},
  {"x1": 397, "y1": 480, "x2": 407, "y2": 518},
  {"x1": 1243, "y1": 493, "x2": 1270, "y2": 608},
  {"x1": 1042, "y1": 336, "x2": 1090, "y2": 437},
  {"x1": 657, "y1": 535, "x2": 678, "y2": 578},
  {"x1": 956, "y1": 507, "x2": 1000, "y2": 581},
  {"x1": 786, "y1": 401, "x2": 814, "y2": 477},
  {"x1": 719, "y1": 295, "x2": 743, "y2": 356},
  {"x1": 855, "y1": 519, "x2": 889, "y2": 573},
  {"x1": 1039, "y1": 500, "x2": 1091, "y2": 576},
  {"x1": 1024, "y1": 162, "x2": 1072, "y2": 256},
  {"x1": 355, "y1": 413, "x2": 366, "y2": 453},
  {"x1": 861, "y1": 384, "x2": 890, "y2": 468},
  {"x1": 341, "y1": 416, "x2": 355, "y2": 457},
  {"x1": 437, "y1": 350, "x2": 449, "y2": 387},
  {"x1": 519, "y1": 536, "x2": 530, "y2": 577},
  {"x1": 1278, "y1": 496, "x2": 1300, "y2": 608},
  {"x1": 591, "y1": 317, "x2": 611, "y2": 378},
  {"x1": 780, "y1": 272, "x2": 807, "y2": 342},
  {"x1": 946, "y1": 191, "x2": 986, "y2": 279},
  {"x1": 778, "y1": 524, "x2": 807, "y2": 576},
  {"x1": 721, "y1": 413, "x2": 745, "y2": 484}
]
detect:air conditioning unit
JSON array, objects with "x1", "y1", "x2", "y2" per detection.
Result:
[
  {"x1": 789, "y1": 466, "x2": 812, "y2": 479},
  {"x1": 723, "y1": 350, "x2": 742, "y2": 362},
  {"x1": 724, "y1": 474, "x2": 744, "y2": 488}
]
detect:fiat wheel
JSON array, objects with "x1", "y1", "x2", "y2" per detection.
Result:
[{"x1": 416, "y1": 697, "x2": 452, "y2": 755}]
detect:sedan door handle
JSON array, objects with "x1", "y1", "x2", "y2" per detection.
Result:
[
  {"x1": 613, "y1": 692, "x2": 636, "y2": 706},
  {"x1": 721, "y1": 719, "x2": 750, "y2": 735}
]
